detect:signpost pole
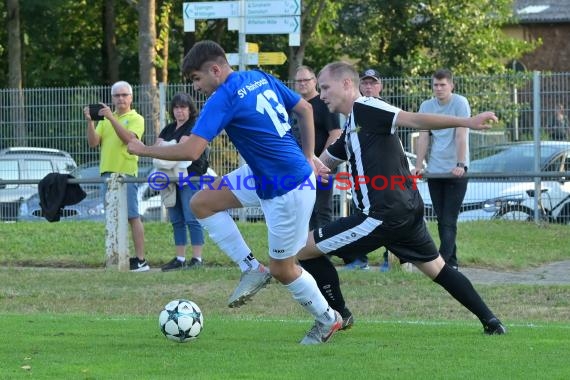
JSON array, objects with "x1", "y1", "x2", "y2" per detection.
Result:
[{"x1": 238, "y1": 0, "x2": 247, "y2": 71}]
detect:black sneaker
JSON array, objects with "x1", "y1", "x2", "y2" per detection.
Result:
[
  {"x1": 340, "y1": 307, "x2": 354, "y2": 331},
  {"x1": 184, "y1": 257, "x2": 203, "y2": 270},
  {"x1": 129, "y1": 257, "x2": 150, "y2": 272},
  {"x1": 483, "y1": 317, "x2": 507, "y2": 335},
  {"x1": 161, "y1": 257, "x2": 185, "y2": 272}
]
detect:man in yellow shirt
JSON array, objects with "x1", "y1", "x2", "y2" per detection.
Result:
[{"x1": 84, "y1": 81, "x2": 148, "y2": 271}]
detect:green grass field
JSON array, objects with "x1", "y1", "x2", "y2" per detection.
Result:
[{"x1": 1, "y1": 221, "x2": 569, "y2": 379}]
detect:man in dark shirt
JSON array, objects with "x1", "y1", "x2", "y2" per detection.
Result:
[{"x1": 292, "y1": 65, "x2": 342, "y2": 229}]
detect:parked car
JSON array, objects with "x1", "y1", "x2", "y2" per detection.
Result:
[
  {"x1": 19, "y1": 163, "x2": 105, "y2": 222},
  {"x1": 417, "y1": 141, "x2": 570, "y2": 223},
  {"x1": 19, "y1": 161, "x2": 217, "y2": 222},
  {"x1": 0, "y1": 147, "x2": 77, "y2": 221}
]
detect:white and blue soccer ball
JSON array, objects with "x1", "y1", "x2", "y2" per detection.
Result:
[{"x1": 159, "y1": 299, "x2": 204, "y2": 343}]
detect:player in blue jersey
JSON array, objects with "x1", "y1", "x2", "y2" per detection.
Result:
[{"x1": 127, "y1": 40, "x2": 342, "y2": 344}]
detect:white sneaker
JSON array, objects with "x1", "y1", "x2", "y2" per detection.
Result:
[
  {"x1": 300, "y1": 310, "x2": 343, "y2": 345},
  {"x1": 227, "y1": 265, "x2": 272, "y2": 308}
]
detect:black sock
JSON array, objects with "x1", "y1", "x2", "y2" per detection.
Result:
[
  {"x1": 433, "y1": 264, "x2": 495, "y2": 324},
  {"x1": 299, "y1": 256, "x2": 347, "y2": 314}
]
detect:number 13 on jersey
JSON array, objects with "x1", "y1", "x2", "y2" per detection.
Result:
[{"x1": 256, "y1": 89, "x2": 291, "y2": 137}]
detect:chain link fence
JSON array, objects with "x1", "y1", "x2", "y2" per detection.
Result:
[{"x1": 1, "y1": 72, "x2": 570, "y2": 223}]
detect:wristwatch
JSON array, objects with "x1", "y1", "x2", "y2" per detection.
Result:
[{"x1": 456, "y1": 162, "x2": 466, "y2": 168}]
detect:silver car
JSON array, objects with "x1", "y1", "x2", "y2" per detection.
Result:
[{"x1": 417, "y1": 141, "x2": 570, "y2": 223}]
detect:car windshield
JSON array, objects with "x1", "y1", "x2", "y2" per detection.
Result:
[
  {"x1": 470, "y1": 145, "x2": 561, "y2": 173},
  {"x1": 0, "y1": 160, "x2": 19, "y2": 180},
  {"x1": 70, "y1": 164, "x2": 102, "y2": 193}
]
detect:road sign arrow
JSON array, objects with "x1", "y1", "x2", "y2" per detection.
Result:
[{"x1": 258, "y1": 52, "x2": 287, "y2": 65}]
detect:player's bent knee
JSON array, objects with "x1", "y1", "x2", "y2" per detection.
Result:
[{"x1": 269, "y1": 258, "x2": 300, "y2": 284}]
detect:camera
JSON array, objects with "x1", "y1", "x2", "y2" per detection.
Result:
[{"x1": 88, "y1": 104, "x2": 105, "y2": 121}]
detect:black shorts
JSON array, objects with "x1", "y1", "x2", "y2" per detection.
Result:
[{"x1": 313, "y1": 208, "x2": 439, "y2": 263}]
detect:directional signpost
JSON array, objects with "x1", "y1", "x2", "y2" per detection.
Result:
[
  {"x1": 245, "y1": 0, "x2": 300, "y2": 17},
  {"x1": 241, "y1": 0, "x2": 301, "y2": 45},
  {"x1": 258, "y1": 52, "x2": 287, "y2": 65},
  {"x1": 183, "y1": 1, "x2": 239, "y2": 32},
  {"x1": 244, "y1": 16, "x2": 300, "y2": 34},
  {"x1": 226, "y1": 51, "x2": 287, "y2": 66},
  {"x1": 183, "y1": 0, "x2": 301, "y2": 68}
]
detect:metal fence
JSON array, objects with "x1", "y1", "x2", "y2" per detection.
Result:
[{"x1": 1, "y1": 72, "x2": 570, "y2": 223}]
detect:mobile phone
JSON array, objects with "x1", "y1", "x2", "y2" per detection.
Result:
[{"x1": 88, "y1": 104, "x2": 105, "y2": 121}]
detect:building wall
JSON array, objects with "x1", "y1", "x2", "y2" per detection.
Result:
[{"x1": 506, "y1": 23, "x2": 570, "y2": 72}]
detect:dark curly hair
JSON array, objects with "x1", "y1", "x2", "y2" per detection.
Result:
[{"x1": 169, "y1": 92, "x2": 198, "y2": 122}]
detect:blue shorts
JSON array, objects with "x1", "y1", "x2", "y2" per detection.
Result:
[{"x1": 101, "y1": 173, "x2": 140, "y2": 219}]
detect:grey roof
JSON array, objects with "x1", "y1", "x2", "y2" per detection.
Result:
[{"x1": 514, "y1": 0, "x2": 570, "y2": 23}]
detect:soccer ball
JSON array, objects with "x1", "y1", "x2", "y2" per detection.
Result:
[{"x1": 159, "y1": 299, "x2": 204, "y2": 342}]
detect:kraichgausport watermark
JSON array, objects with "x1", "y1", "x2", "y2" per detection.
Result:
[{"x1": 147, "y1": 171, "x2": 423, "y2": 192}]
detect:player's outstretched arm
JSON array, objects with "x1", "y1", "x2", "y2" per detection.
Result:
[
  {"x1": 397, "y1": 110, "x2": 498, "y2": 131},
  {"x1": 469, "y1": 111, "x2": 499, "y2": 130},
  {"x1": 128, "y1": 134, "x2": 208, "y2": 161}
]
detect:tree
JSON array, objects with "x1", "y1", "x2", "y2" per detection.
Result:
[
  {"x1": 135, "y1": 0, "x2": 160, "y2": 136},
  {"x1": 337, "y1": 0, "x2": 535, "y2": 77},
  {"x1": 6, "y1": 0, "x2": 27, "y2": 146},
  {"x1": 156, "y1": 1, "x2": 172, "y2": 83},
  {"x1": 287, "y1": 0, "x2": 342, "y2": 79},
  {"x1": 103, "y1": 0, "x2": 119, "y2": 84},
  {"x1": 7, "y1": 0, "x2": 21, "y2": 89}
]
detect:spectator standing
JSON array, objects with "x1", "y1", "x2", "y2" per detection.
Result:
[
  {"x1": 547, "y1": 103, "x2": 569, "y2": 141},
  {"x1": 359, "y1": 68, "x2": 383, "y2": 97},
  {"x1": 292, "y1": 65, "x2": 342, "y2": 229},
  {"x1": 413, "y1": 69, "x2": 470, "y2": 269},
  {"x1": 84, "y1": 81, "x2": 148, "y2": 272},
  {"x1": 155, "y1": 93, "x2": 209, "y2": 271}
]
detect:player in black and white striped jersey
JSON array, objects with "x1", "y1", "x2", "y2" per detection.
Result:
[{"x1": 297, "y1": 61, "x2": 506, "y2": 335}]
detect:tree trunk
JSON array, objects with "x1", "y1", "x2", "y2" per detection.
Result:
[
  {"x1": 157, "y1": 2, "x2": 172, "y2": 84},
  {"x1": 137, "y1": 0, "x2": 160, "y2": 138},
  {"x1": 7, "y1": 0, "x2": 27, "y2": 146},
  {"x1": 103, "y1": 0, "x2": 119, "y2": 84}
]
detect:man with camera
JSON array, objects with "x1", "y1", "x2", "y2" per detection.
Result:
[{"x1": 83, "y1": 81, "x2": 148, "y2": 272}]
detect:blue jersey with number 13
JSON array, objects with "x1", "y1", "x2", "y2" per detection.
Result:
[{"x1": 191, "y1": 70, "x2": 312, "y2": 199}]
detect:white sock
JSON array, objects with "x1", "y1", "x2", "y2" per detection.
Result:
[
  {"x1": 285, "y1": 268, "x2": 336, "y2": 324},
  {"x1": 176, "y1": 256, "x2": 186, "y2": 262},
  {"x1": 197, "y1": 212, "x2": 259, "y2": 272}
]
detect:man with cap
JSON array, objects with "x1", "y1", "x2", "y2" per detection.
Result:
[{"x1": 359, "y1": 68, "x2": 383, "y2": 97}]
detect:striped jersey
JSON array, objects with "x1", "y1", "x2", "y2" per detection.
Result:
[{"x1": 326, "y1": 97, "x2": 423, "y2": 218}]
